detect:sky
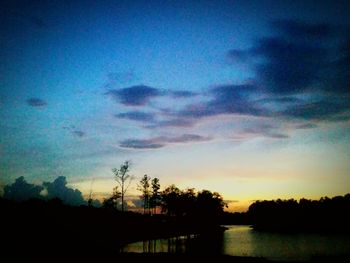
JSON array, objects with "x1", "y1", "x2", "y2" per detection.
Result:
[{"x1": 1, "y1": 0, "x2": 350, "y2": 211}]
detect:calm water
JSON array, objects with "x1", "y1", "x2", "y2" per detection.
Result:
[{"x1": 123, "y1": 225, "x2": 350, "y2": 261}]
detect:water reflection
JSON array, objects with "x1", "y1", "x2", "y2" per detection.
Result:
[
  {"x1": 124, "y1": 225, "x2": 350, "y2": 261},
  {"x1": 124, "y1": 234, "x2": 200, "y2": 254}
]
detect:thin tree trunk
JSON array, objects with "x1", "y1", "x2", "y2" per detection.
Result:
[{"x1": 121, "y1": 183, "x2": 124, "y2": 211}]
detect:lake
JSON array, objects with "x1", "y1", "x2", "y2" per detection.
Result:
[{"x1": 123, "y1": 225, "x2": 350, "y2": 261}]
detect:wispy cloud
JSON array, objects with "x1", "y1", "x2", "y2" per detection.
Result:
[
  {"x1": 294, "y1": 123, "x2": 318, "y2": 129},
  {"x1": 115, "y1": 111, "x2": 155, "y2": 122},
  {"x1": 241, "y1": 123, "x2": 289, "y2": 139},
  {"x1": 26, "y1": 98, "x2": 47, "y2": 107},
  {"x1": 169, "y1": 90, "x2": 198, "y2": 98},
  {"x1": 119, "y1": 134, "x2": 212, "y2": 149},
  {"x1": 106, "y1": 85, "x2": 161, "y2": 106},
  {"x1": 72, "y1": 130, "x2": 85, "y2": 138},
  {"x1": 106, "y1": 84, "x2": 197, "y2": 107}
]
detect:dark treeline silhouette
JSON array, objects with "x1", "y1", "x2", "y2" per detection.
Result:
[
  {"x1": 0, "y1": 172, "x2": 227, "y2": 258},
  {"x1": 2, "y1": 167, "x2": 350, "y2": 261},
  {"x1": 160, "y1": 185, "x2": 227, "y2": 225},
  {"x1": 247, "y1": 194, "x2": 350, "y2": 233}
]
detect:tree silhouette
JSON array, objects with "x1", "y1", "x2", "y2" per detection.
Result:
[
  {"x1": 112, "y1": 161, "x2": 132, "y2": 212},
  {"x1": 150, "y1": 177, "x2": 161, "y2": 214},
  {"x1": 102, "y1": 186, "x2": 121, "y2": 209},
  {"x1": 196, "y1": 190, "x2": 227, "y2": 222},
  {"x1": 161, "y1": 186, "x2": 227, "y2": 220},
  {"x1": 138, "y1": 174, "x2": 151, "y2": 214},
  {"x1": 161, "y1": 184, "x2": 181, "y2": 216}
]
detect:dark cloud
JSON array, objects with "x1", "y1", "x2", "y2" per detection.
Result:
[
  {"x1": 227, "y1": 20, "x2": 349, "y2": 95},
  {"x1": 225, "y1": 19, "x2": 350, "y2": 123},
  {"x1": 3, "y1": 176, "x2": 43, "y2": 201},
  {"x1": 321, "y1": 37, "x2": 350, "y2": 94},
  {"x1": 272, "y1": 20, "x2": 333, "y2": 40},
  {"x1": 254, "y1": 37, "x2": 327, "y2": 94},
  {"x1": 119, "y1": 134, "x2": 212, "y2": 149},
  {"x1": 169, "y1": 90, "x2": 197, "y2": 98},
  {"x1": 27, "y1": 98, "x2": 47, "y2": 107},
  {"x1": 115, "y1": 111, "x2": 155, "y2": 122},
  {"x1": 106, "y1": 85, "x2": 161, "y2": 106},
  {"x1": 43, "y1": 176, "x2": 86, "y2": 206},
  {"x1": 141, "y1": 84, "x2": 269, "y2": 130},
  {"x1": 280, "y1": 98, "x2": 350, "y2": 121},
  {"x1": 108, "y1": 20, "x2": 349, "y2": 137},
  {"x1": 120, "y1": 139, "x2": 164, "y2": 149},
  {"x1": 166, "y1": 134, "x2": 211, "y2": 143},
  {"x1": 257, "y1": 97, "x2": 303, "y2": 105},
  {"x1": 72, "y1": 130, "x2": 85, "y2": 137},
  {"x1": 146, "y1": 118, "x2": 195, "y2": 129},
  {"x1": 179, "y1": 84, "x2": 267, "y2": 119},
  {"x1": 106, "y1": 85, "x2": 197, "y2": 106}
]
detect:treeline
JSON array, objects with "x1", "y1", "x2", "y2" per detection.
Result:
[
  {"x1": 247, "y1": 194, "x2": 350, "y2": 233},
  {"x1": 101, "y1": 163, "x2": 227, "y2": 223},
  {"x1": 2, "y1": 163, "x2": 227, "y2": 224},
  {"x1": 1, "y1": 178, "x2": 227, "y2": 255}
]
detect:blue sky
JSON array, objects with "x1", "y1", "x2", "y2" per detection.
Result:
[{"x1": 1, "y1": 0, "x2": 350, "y2": 211}]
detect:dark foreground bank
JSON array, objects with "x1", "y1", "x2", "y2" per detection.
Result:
[{"x1": 116, "y1": 253, "x2": 350, "y2": 263}]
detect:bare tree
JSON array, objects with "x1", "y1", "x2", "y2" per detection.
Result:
[
  {"x1": 87, "y1": 179, "x2": 95, "y2": 207},
  {"x1": 138, "y1": 174, "x2": 151, "y2": 214},
  {"x1": 112, "y1": 161, "x2": 132, "y2": 212},
  {"x1": 150, "y1": 178, "x2": 161, "y2": 214}
]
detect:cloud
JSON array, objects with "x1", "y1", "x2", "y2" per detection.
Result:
[
  {"x1": 106, "y1": 20, "x2": 349, "y2": 142},
  {"x1": 142, "y1": 84, "x2": 269, "y2": 130},
  {"x1": 253, "y1": 36, "x2": 327, "y2": 95},
  {"x1": 294, "y1": 123, "x2": 318, "y2": 129},
  {"x1": 115, "y1": 111, "x2": 155, "y2": 122},
  {"x1": 178, "y1": 84, "x2": 267, "y2": 119},
  {"x1": 228, "y1": 20, "x2": 349, "y2": 95},
  {"x1": 72, "y1": 130, "x2": 85, "y2": 137},
  {"x1": 106, "y1": 84, "x2": 197, "y2": 106},
  {"x1": 120, "y1": 139, "x2": 164, "y2": 149},
  {"x1": 106, "y1": 85, "x2": 161, "y2": 106},
  {"x1": 257, "y1": 96, "x2": 303, "y2": 105},
  {"x1": 272, "y1": 20, "x2": 332, "y2": 40},
  {"x1": 169, "y1": 90, "x2": 197, "y2": 98},
  {"x1": 27, "y1": 98, "x2": 47, "y2": 107},
  {"x1": 146, "y1": 118, "x2": 195, "y2": 128},
  {"x1": 43, "y1": 176, "x2": 86, "y2": 206},
  {"x1": 63, "y1": 126, "x2": 85, "y2": 138},
  {"x1": 226, "y1": 19, "x2": 350, "y2": 122},
  {"x1": 280, "y1": 98, "x2": 350, "y2": 121},
  {"x1": 3, "y1": 176, "x2": 43, "y2": 202},
  {"x1": 119, "y1": 134, "x2": 212, "y2": 149},
  {"x1": 166, "y1": 134, "x2": 211, "y2": 143},
  {"x1": 242, "y1": 123, "x2": 289, "y2": 139}
]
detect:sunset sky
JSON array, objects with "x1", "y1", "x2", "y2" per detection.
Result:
[{"x1": 1, "y1": 0, "x2": 350, "y2": 211}]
